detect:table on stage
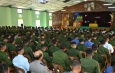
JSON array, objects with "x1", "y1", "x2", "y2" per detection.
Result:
[{"x1": 89, "y1": 23, "x2": 98, "y2": 27}]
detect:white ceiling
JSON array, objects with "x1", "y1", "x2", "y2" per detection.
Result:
[{"x1": 0, "y1": 0, "x2": 114, "y2": 12}]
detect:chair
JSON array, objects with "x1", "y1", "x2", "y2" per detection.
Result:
[
  {"x1": 80, "y1": 51, "x2": 86, "y2": 58},
  {"x1": 9, "y1": 51, "x2": 17, "y2": 60},
  {"x1": 52, "y1": 64, "x2": 64, "y2": 73},
  {"x1": 24, "y1": 54, "x2": 32, "y2": 63},
  {"x1": 101, "y1": 54, "x2": 108, "y2": 65},
  {"x1": 42, "y1": 59, "x2": 48, "y2": 66},
  {"x1": 15, "y1": 67, "x2": 25, "y2": 73}
]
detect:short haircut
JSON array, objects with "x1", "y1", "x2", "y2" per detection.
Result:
[
  {"x1": 0, "y1": 63, "x2": 8, "y2": 73},
  {"x1": 87, "y1": 36, "x2": 92, "y2": 40},
  {"x1": 79, "y1": 39, "x2": 84, "y2": 42},
  {"x1": 100, "y1": 39, "x2": 106, "y2": 45},
  {"x1": 41, "y1": 44, "x2": 47, "y2": 49},
  {"x1": 86, "y1": 48, "x2": 93, "y2": 55},
  {"x1": 67, "y1": 37, "x2": 72, "y2": 41},
  {"x1": 23, "y1": 39, "x2": 29, "y2": 44},
  {"x1": 92, "y1": 44, "x2": 98, "y2": 51},
  {"x1": 16, "y1": 46, "x2": 23, "y2": 52},
  {"x1": 34, "y1": 53, "x2": 42, "y2": 60},
  {"x1": 40, "y1": 38, "x2": 45, "y2": 41},
  {"x1": 52, "y1": 39, "x2": 57, "y2": 44},
  {"x1": 0, "y1": 43, "x2": 6, "y2": 49},
  {"x1": 60, "y1": 43, "x2": 66, "y2": 50},
  {"x1": 71, "y1": 42, "x2": 76, "y2": 45},
  {"x1": 71, "y1": 60, "x2": 81, "y2": 68}
]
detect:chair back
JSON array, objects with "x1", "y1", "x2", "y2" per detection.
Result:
[
  {"x1": 24, "y1": 54, "x2": 32, "y2": 63},
  {"x1": 80, "y1": 51, "x2": 86, "y2": 58},
  {"x1": 15, "y1": 67, "x2": 25, "y2": 73},
  {"x1": 52, "y1": 64, "x2": 64, "y2": 73}
]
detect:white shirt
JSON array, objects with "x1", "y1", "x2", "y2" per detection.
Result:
[
  {"x1": 104, "y1": 42, "x2": 114, "y2": 53},
  {"x1": 13, "y1": 55, "x2": 30, "y2": 73}
]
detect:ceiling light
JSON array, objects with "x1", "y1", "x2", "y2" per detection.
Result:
[
  {"x1": 73, "y1": 1, "x2": 81, "y2": 3},
  {"x1": 84, "y1": 0, "x2": 87, "y2": 1},
  {"x1": 108, "y1": 6, "x2": 115, "y2": 8},
  {"x1": 103, "y1": 3, "x2": 113, "y2": 5},
  {"x1": 39, "y1": 0, "x2": 49, "y2": 4}
]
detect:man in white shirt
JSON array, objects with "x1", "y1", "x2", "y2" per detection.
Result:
[
  {"x1": 104, "y1": 38, "x2": 114, "y2": 53},
  {"x1": 13, "y1": 46, "x2": 30, "y2": 73}
]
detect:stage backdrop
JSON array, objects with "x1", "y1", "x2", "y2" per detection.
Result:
[{"x1": 78, "y1": 11, "x2": 112, "y2": 27}]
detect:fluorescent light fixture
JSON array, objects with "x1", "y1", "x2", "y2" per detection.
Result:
[
  {"x1": 74, "y1": 1, "x2": 81, "y2": 3},
  {"x1": 108, "y1": 6, "x2": 115, "y2": 8},
  {"x1": 103, "y1": 3, "x2": 113, "y2": 5}
]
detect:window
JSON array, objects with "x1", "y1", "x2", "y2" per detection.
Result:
[
  {"x1": 35, "y1": 11, "x2": 40, "y2": 15},
  {"x1": 49, "y1": 13, "x2": 52, "y2": 16},
  {"x1": 49, "y1": 20, "x2": 52, "y2": 26},
  {"x1": 17, "y1": 9, "x2": 22, "y2": 13},
  {"x1": 18, "y1": 19, "x2": 23, "y2": 27},
  {"x1": 36, "y1": 20, "x2": 40, "y2": 27}
]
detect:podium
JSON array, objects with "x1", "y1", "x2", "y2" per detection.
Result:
[{"x1": 89, "y1": 23, "x2": 98, "y2": 27}]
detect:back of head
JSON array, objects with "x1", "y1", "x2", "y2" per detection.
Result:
[
  {"x1": 71, "y1": 60, "x2": 81, "y2": 72},
  {"x1": 60, "y1": 43, "x2": 66, "y2": 50},
  {"x1": 0, "y1": 43, "x2": 6, "y2": 50},
  {"x1": 79, "y1": 39, "x2": 84, "y2": 43},
  {"x1": 87, "y1": 36, "x2": 92, "y2": 40},
  {"x1": 92, "y1": 44, "x2": 98, "y2": 51},
  {"x1": 34, "y1": 50, "x2": 43, "y2": 60},
  {"x1": 16, "y1": 46, "x2": 23, "y2": 53},
  {"x1": 41, "y1": 44, "x2": 47, "y2": 49},
  {"x1": 86, "y1": 48, "x2": 93, "y2": 56},
  {"x1": 0, "y1": 63, "x2": 8, "y2": 73},
  {"x1": 100, "y1": 39, "x2": 106, "y2": 45}
]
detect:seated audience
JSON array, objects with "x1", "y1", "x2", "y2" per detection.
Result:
[
  {"x1": 30, "y1": 50, "x2": 52, "y2": 73},
  {"x1": 12, "y1": 46, "x2": 30, "y2": 73},
  {"x1": 80, "y1": 49, "x2": 100, "y2": 73}
]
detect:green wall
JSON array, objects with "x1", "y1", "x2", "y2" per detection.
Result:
[{"x1": 0, "y1": 6, "x2": 51, "y2": 27}]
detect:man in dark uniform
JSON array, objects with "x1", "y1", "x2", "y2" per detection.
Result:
[
  {"x1": 80, "y1": 49, "x2": 100, "y2": 73},
  {"x1": 48, "y1": 39, "x2": 59, "y2": 56},
  {"x1": 0, "y1": 43, "x2": 12, "y2": 66},
  {"x1": 52, "y1": 43, "x2": 71, "y2": 71},
  {"x1": 92, "y1": 44, "x2": 106, "y2": 67},
  {"x1": 97, "y1": 39, "x2": 110, "y2": 62},
  {"x1": 66, "y1": 42, "x2": 82, "y2": 60},
  {"x1": 41, "y1": 44, "x2": 52, "y2": 64},
  {"x1": 77, "y1": 39, "x2": 87, "y2": 51},
  {"x1": 23, "y1": 39, "x2": 34, "y2": 60}
]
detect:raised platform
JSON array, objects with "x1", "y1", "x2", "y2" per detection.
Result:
[{"x1": 67, "y1": 26, "x2": 111, "y2": 31}]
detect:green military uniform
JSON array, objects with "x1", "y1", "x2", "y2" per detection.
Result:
[
  {"x1": 80, "y1": 57, "x2": 100, "y2": 73},
  {"x1": 98, "y1": 46, "x2": 110, "y2": 61},
  {"x1": 7, "y1": 44, "x2": 16, "y2": 52},
  {"x1": 15, "y1": 38, "x2": 23, "y2": 45},
  {"x1": 77, "y1": 44, "x2": 87, "y2": 51},
  {"x1": 92, "y1": 52, "x2": 106, "y2": 66},
  {"x1": 36, "y1": 43, "x2": 42, "y2": 49},
  {"x1": 0, "y1": 37, "x2": 4, "y2": 42},
  {"x1": 109, "y1": 40, "x2": 115, "y2": 46},
  {"x1": 41, "y1": 50, "x2": 52, "y2": 63},
  {"x1": 66, "y1": 48, "x2": 82, "y2": 59},
  {"x1": 28, "y1": 42, "x2": 36, "y2": 52},
  {"x1": 48, "y1": 46, "x2": 59, "y2": 55},
  {"x1": 0, "y1": 51, "x2": 12, "y2": 66},
  {"x1": 53, "y1": 50, "x2": 71, "y2": 71},
  {"x1": 23, "y1": 46, "x2": 34, "y2": 60},
  {"x1": 91, "y1": 39, "x2": 99, "y2": 45},
  {"x1": 65, "y1": 41, "x2": 71, "y2": 49}
]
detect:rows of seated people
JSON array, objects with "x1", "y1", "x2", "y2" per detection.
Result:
[{"x1": 0, "y1": 27, "x2": 115, "y2": 73}]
